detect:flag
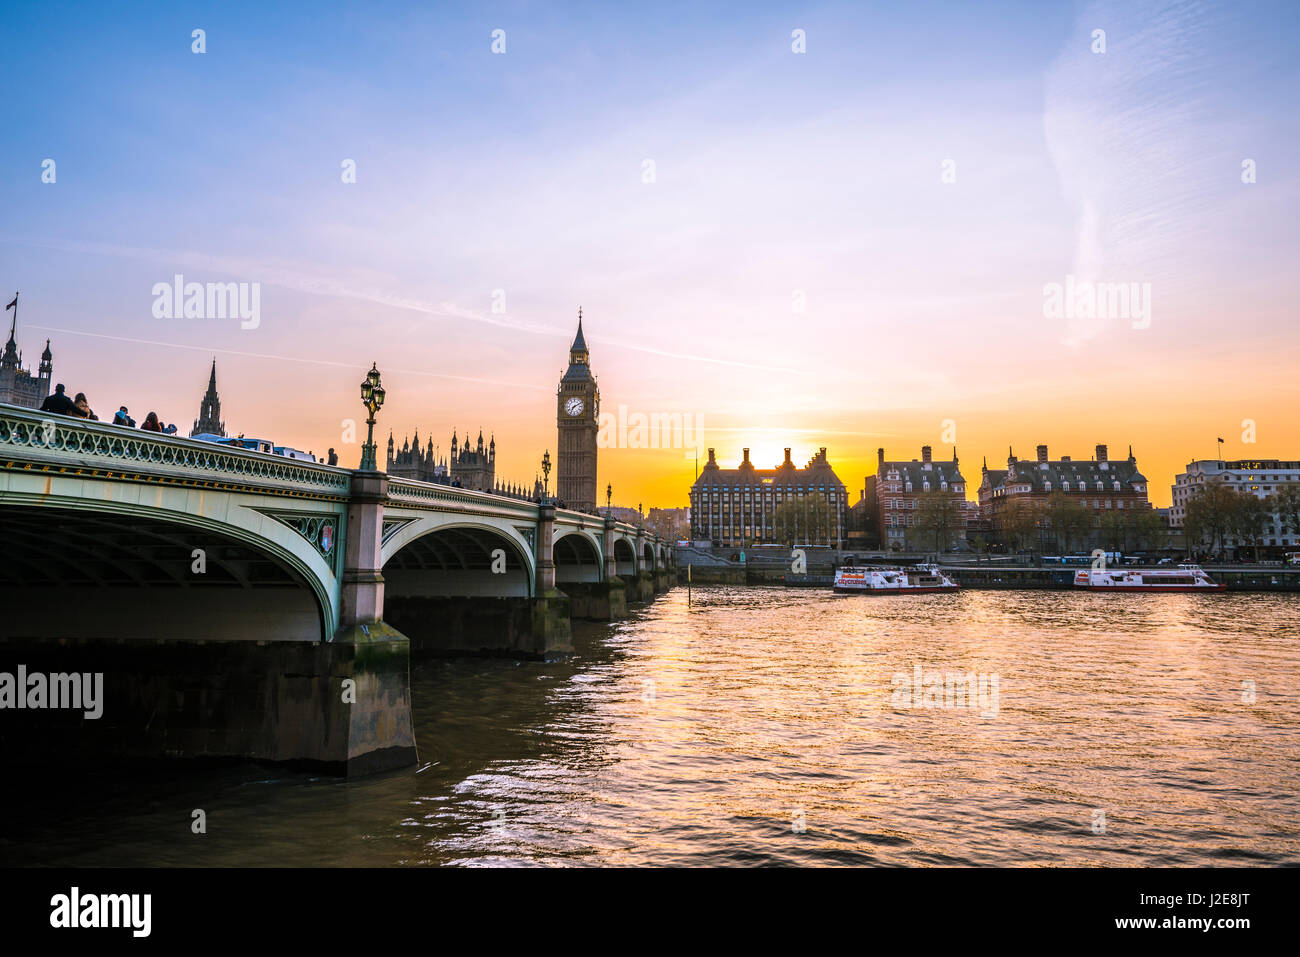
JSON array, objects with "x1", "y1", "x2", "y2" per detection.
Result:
[
  {"x1": 1217, "y1": 437, "x2": 1224, "y2": 443},
  {"x1": 4, "y1": 297, "x2": 14, "y2": 311}
]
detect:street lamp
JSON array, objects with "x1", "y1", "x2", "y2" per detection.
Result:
[
  {"x1": 606, "y1": 482, "x2": 612, "y2": 516},
  {"x1": 358, "y1": 362, "x2": 386, "y2": 471},
  {"x1": 541, "y1": 450, "x2": 551, "y2": 502},
  {"x1": 638, "y1": 502, "x2": 643, "y2": 526}
]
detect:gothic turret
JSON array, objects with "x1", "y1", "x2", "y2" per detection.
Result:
[{"x1": 190, "y1": 359, "x2": 226, "y2": 437}]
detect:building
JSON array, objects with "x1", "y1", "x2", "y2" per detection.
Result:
[
  {"x1": 556, "y1": 310, "x2": 599, "y2": 511},
  {"x1": 1170, "y1": 458, "x2": 1300, "y2": 551},
  {"x1": 190, "y1": 359, "x2": 226, "y2": 436},
  {"x1": 386, "y1": 430, "x2": 447, "y2": 483},
  {"x1": 689, "y1": 447, "x2": 847, "y2": 547},
  {"x1": 979, "y1": 443, "x2": 1151, "y2": 549},
  {"x1": 0, "y1": 297, "x2": 52, "y2": 409},
  {"x1": 450, "y1": 429, "x2": 494, "y2": 490},
  {"x1": 386, "y1": 427, "x2": 542, "y2": 498},
  {"x1": 646, "y1": 507, "x2": 691, "y2": 542},
  {"x1": 864, "y1": 446, "x2": 968, "y2": 552}
]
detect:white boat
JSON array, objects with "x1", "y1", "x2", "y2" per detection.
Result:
[
  {"x1": 1072, "y1": 563, "x2": 1226, "y2": 592},
  {"x1": 832, "y1": 563, "x2": 960, "y2": 594}
]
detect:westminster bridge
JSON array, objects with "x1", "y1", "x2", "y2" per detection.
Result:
[{"x1": 0, "y1": 404, "x2": 673, "y2": 775}]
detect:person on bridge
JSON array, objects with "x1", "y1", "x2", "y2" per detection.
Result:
[
  {"x1": 327, "y1": 448, "x2": 338, "y2": 466},
  {"x1": 39, "y1": 383, "x2": 79, "y2": 416},
  {"x1": 112, "y1": 406, "x2": 135, "y2": 427},
  {"x1": 140, "y1": 411, "x2": 164, "y2": 433},
  {"x1": 73, "y1": 392, "x2": 97, "y2": 420}
]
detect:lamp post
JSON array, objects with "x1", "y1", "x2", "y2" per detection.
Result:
[
  {"x1": 638, "y1": 502, "x2": 643, "y2": 527},
  {"x1": 358, "y1": 362, "x2": 386, "y2": 471},
  {"x1": 541, "y1": 450, "x2": 551, "y2": 502},
  {"x1": 606, "y1": 482, "x2": 612, "y2": 517}
]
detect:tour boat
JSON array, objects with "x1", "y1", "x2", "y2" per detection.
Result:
[
  {"x1": 832, "y1": 563, "x2": 960, "y2": 594},
  {"x1": 1072, "y1": 564, "x2": 1226, "y2": 592}
]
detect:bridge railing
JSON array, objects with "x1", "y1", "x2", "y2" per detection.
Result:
[
  {"x1": 0, "y1": 403, "x2": 352, "y2": 496},
  {"x1": 387, "y1": 476, "x2": 543, "y2": 518},
  {"x1": 386, "y1": 475, "x2": 655, "y2": 540}
]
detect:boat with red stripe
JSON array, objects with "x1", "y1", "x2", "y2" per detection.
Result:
[{"x1": 1072, "y1": 563, "x2": 1226, "y2": 592}]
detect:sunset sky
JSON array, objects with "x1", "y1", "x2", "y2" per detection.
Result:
[{"x1": 2, "y1": 0, "x2": 1297, "y2": 508}]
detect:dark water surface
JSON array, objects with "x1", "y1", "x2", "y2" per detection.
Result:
[{"x1": 4, "y1": 587, "x2": 1298, "y2": 866}]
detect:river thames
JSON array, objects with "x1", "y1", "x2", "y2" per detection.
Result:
[{"x1": 4, "y1": 587, "x2": 1298, "y2": 867}]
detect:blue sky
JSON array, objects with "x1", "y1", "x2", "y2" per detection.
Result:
[{"x1": 2, "y1": 0, "x2": 1298, "y2": 503}]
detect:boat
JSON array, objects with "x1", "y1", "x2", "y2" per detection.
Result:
[
  {"x1": 832, "y1": 563, "x2": 960, "y2": 594},
  {"x1": 1072, "y1": 563, "x2": 1226, "y2": 592}
]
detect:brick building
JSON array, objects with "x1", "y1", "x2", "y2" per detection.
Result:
[
  {"x1": 979, "y1": 443, "x2": 1151, "y2": 549},
  {"x1": 863, "y1": 445, "x2": 968, "y2": 551}
]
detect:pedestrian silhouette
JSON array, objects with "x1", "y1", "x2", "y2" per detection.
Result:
[{"x1": 39, "y1": 384, "x2": 78, "y2": 416}]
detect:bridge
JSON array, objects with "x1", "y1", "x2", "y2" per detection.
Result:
[{"x1": 0, "y1": 404, "x2": 674, "y2": 775}]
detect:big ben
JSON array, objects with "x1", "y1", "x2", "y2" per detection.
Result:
[{"x1": 556, "y1": 309, "x2": 599, "y2": 511}]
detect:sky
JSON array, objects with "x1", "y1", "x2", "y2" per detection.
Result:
[{"x1": 1, "y1": 0, "x2": 1297, "y2": 508}]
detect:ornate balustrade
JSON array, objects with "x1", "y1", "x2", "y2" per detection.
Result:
[{"x1": 0, "y1": 403, "x2": 352, "y2": 498}]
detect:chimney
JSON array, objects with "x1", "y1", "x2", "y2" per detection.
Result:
[
  {"x1": 742, "y1": 448, "x2": 750, "y2": 465},
  {"x1": 1095, "y1": 444, "x2": 1108, "y2": 462},
  {"x1": 783, "y1": 448, "x2": 792, "y2": 466},
  {"x1": 921, "y1": 445, "x2": 932, "y2": 464},
  {"x1": 706, "y1": 447, "x2": 716, "y2": 466},
  {"x1": 877, "y1": 447, "x2": 886, "y2": 470},
  {"x1": 1037, "y1": 444, "x2": 1048, "y2": 463}
]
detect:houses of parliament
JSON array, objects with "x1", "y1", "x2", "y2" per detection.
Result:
[
  {"x1": 385, "y1": 427, "x2": 525, "y2": 493},
  {"x1": 384, "y1": 312, "x2": 602, "y2": 509}
]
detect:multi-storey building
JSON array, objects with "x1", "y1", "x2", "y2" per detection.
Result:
[
  {"x1": 689, "y1": 447, "x2": 847, "y2": 547},
  {"x1": 0, "y1": 302, "x2": 52, "y2": 409},
  {"x1": 1170, "y1": 458, "x2": 1300, "y2": 550},
  {"x1": 863, "y1": 446, "x2": 968, "y2": 551},
  {"x1": 979, "y1": 443, "x2": 1150, "y2": 547}
]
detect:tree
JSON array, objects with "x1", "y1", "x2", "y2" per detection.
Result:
[
  {"x1": 1043, "y1": 492, "x2": 1092, "y2": 553},
  {"x1": 771, "y1": 495, "x2": 835, "y2": 547},
  {"x1": 999, "y1": 499, "x2": 1042, "y2": 554},
  {"x1": 1098, "y1": 511, "x2": 1129, "y2": 552},
  {"x1": 915, "y1": 491, "x2": 963, "y2": 555},
  {"x1": 1183, "y1": 479, "x2": 1238, "y2": 558},
  {"x1": 1229, "y1": 492, "x2": 1270, "y2": 562},
  {"x1": 1131, "y1": 508, "x2": 1168, "y2": 555},
  {"x1": 1273, "y1": 485, "x2": 1300, "y2": 540}
]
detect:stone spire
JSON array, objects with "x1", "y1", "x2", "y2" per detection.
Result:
[{"x1": 190, "y1": 358, "x2": 226, "y2": 437}]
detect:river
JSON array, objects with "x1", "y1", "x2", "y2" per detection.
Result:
[{"x1": 4, "y1": 586, "x2": 1298, "y2": 866}]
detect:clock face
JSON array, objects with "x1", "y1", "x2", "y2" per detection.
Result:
[{"x1": 565, "y1": 397, "x2": 585, "y2": 417}]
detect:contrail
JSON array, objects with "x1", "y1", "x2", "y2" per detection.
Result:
[
  {"x1": 25, "y1": 325, "x2": 551, "y2": 391},
  {"x1": 2, "y1": 235, "x2": 800, "y2": 374}
]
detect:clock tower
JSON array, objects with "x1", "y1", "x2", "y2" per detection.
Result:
[{"x1": 556, "y1": 309, "x2": 599, "y2": 510}]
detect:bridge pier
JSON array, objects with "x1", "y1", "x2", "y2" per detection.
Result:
[
  {"x1": 558, "y1": 515, "x2": 627, "y2": 620},
  {"x1": 331, "y1": 470, "x2": 417, "y2": 775}
]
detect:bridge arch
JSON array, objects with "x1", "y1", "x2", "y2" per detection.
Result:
[
  {"x1": 641, "y1": 541, "x2": 658, "y2": 572},
  {"x1": 382, "y1": 518, "x2": 535, "y2": 598},
  {"x1": 0, "y1": 499, "x2": 332, "y2": 642},
  {"x1": 554, "y1": 529, "x2": 604, "y2": 583},
  {"x1": 613, "y1": 537, "x2": 637, "y2": 576}
]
